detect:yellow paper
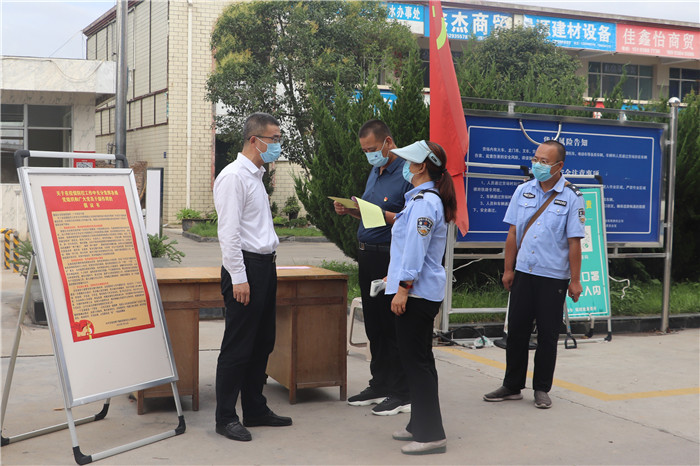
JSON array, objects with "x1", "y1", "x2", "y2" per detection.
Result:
[
  {"x1": 356, "y1": 198, "x2": 386, "y2": 228},
  {"x1": 328, "y1": 196, "x2": 358, "y2": 209}
]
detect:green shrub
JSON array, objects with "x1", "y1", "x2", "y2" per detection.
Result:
[
  {"x1": 188, "y1": 222, "x2": 218, "y2": 238},
  {"x1": 273, "y1": 216, "x2": 289, "y2": 226},
  {"x1": 206, "y1": 210, "x2": 218, "y2": 222},
  {"x1": 289, "y1": 216, "x2": 309, "y2": 228},
  {"x1": 176, "y1": 208, "x2": 203, "y2": 220},
  {"x1": 282, "y1": 196, "x2": 301, "y2": 220},
  {"x1": 148, "y1": 234, "x2": 185, "y2": 263}
]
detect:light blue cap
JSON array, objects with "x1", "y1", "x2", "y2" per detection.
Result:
[{"x1": 390, "y1": 140, "x2": 442, "y2": 166}]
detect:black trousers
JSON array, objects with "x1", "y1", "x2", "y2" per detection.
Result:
[
  {"x1": 504, "y1": 271, "x2": 569, "y2": 393},
  {"x1": 396, "y1": 297, "x2": 445, "y2": 442},
  {"x1": 215, "y1": 256, "x2": 276, "y2": 425},
  {"x1": 357, "y1": 248, "x2": 409, "y2": 400}
]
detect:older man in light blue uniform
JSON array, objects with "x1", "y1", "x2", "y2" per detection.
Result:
[{"x1": 484, "y1": 139, "x2": 585, "y2": 409}]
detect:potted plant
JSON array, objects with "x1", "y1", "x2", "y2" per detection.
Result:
[
  {"x1": 282, "y1": 196, "x2": 301, "y2": 221},
  {"x1": 148, "y1": 233, "x2": 185, "y2": 266},
  {"x1": 176, "y1": 207, "x2": 206, "y2": 232}
]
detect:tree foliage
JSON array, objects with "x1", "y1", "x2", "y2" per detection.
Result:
[
  {"x1": 455, "y1": 25, "x2": 586, "y2": 109},
  {"x1": 671, "y1": 92, "x2": 700, "y2": 281},
  {"x1": 296, "y1": 49, "x2": 428, "y2": 260},
  {"x1": 207, "y1": 1, "x2": 415, "y2": 167}
]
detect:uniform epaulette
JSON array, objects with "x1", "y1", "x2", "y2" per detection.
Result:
[
  {"x1": 566, "y1": 182, "x2": 582, "y2": 197},
  {"x1": 413, "y1": 189, "x2": 441, "y2": 201}
]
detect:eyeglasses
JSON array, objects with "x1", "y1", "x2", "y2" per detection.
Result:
[
  {"x1": 255, "y1": 135, "x2": 284, "y2": 144},
  {"x1": 531, "y1": 156, "x2": 560, "y2": 167}
]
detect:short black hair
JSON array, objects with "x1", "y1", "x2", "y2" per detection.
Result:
[
  {"x1": 242, "y1": 113, "x2": 280, "y2": 143},
  {"x1": 542, "y1": 139, "x2": 566, "y2": 162},
  {"x1": 358, "y1": 119, "x2": 392, "y2": 141}
]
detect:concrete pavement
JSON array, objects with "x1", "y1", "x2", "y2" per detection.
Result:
[{"x1": 1, "y1": 229, "x2": 698, "y2": 465}]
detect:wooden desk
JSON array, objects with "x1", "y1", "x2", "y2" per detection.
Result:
[{"x1": 137, "y1": 266, "x2": 347, "y2": 412}]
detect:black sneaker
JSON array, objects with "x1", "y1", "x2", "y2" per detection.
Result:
[
  {"x1": 371, "y1": 396, "x2": 411, "y2": 416},
  {"x1": 348, "y1": 386, "x2": 387, "y2": 406}
]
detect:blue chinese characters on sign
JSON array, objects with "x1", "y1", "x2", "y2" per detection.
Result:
[
  {"x1": 424, "y1": 8, "x2": 513, "y2": 40},
  {"x1": 461, "y1": 116, "x2": 664, "y2": 245},
  {"x1": 523, "y1": 15, "x2": 616, "y2": 51}
]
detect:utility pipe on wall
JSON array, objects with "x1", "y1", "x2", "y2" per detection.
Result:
[{"x1": 186, "y1": 0, "x2": 193, "y2": 208}]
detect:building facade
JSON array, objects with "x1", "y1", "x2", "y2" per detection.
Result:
[
  {"x1": 0, "y1": 56, "x2": 116, "y2": 237},
  {"x1": 83, "y1": 0, "x2": 699, "y2": 224}
]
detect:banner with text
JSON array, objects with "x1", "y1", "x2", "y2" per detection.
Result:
[
  {"x1": 567, "y1": 187, "x2": 610, "y2": 318},
  {"x1": 523, "y1": 14, "x2": 616, "y2": 51}
]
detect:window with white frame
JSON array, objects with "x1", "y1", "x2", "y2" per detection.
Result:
[{"x1": 588, "y1": 62, "x2": 653, "y2": 101}]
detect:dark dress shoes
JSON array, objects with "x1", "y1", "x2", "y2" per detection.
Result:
[
  {"x1": 243, "y1": 410, "x2": 292, "y2": 427},
  {"x1": 216, "y1": 421, "x2": 252, "y2": 441}
]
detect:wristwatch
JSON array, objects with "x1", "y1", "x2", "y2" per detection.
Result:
[{"x1": 399, "y1": 281, "x2": 413, "y2": 290}]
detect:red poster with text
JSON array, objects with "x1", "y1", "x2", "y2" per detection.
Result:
[{"x1": 42, "y1": 186, "x2": 154, "y2": 342}]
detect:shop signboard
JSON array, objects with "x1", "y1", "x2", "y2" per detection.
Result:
[{"x1": 523, "y1": 14, "x2": 616, "y2": 51}]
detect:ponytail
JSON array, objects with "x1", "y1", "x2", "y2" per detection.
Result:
[{"x1": 425, "y1": 141, "x2": 457, "y2": 223}]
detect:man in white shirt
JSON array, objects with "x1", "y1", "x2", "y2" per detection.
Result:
[{"x1": 213, "y1": 113, "x2": 291, "y2": 442}]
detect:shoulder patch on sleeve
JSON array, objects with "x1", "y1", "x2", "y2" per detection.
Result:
[
  {"x1": 566, "y1": 183, "x2": 583, "y2": 197},
  {"x1": 416, "y1": 217, "x2": 434, "y2": 236}
]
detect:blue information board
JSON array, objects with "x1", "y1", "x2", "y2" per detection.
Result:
[{"x1": 460, "y1": 115, "x2": 664, "y2": 245}]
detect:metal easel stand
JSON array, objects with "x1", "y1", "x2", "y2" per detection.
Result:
[
  {"x1": 562, "y1": 302, "x2": 613, "y2": 350},
  {"x1": 0, "y1": 255, "x2": 186, "y2": 464}
]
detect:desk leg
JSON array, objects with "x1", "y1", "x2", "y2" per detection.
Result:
[
  {"x1": 289, "y1": 385, "x2": 297, "y2": 404},
  {"x1": 193, "y1": 386, "x2": 199, "y2": 411},
  {"x1": 137, "y1": 390, "x2": 145, "y2": 415}
]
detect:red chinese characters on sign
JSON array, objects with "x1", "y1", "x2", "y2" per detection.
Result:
[{"x1": 616, "y1": 24, "x2": 699, "y2": 59}]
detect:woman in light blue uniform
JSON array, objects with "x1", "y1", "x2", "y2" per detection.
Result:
[{"x1": 385, "y1": 140, "x2": 457, "y2": 456}]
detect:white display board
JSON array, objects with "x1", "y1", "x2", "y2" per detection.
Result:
[{"x1": 18, "y1": 167, "x2": 177, "y2": 407}]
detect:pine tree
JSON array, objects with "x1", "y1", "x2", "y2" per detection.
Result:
[{"x1": 296, "y1": 50, "x2": 429, "y2": 259}]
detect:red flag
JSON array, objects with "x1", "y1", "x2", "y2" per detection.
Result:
[{"x1": 429, "y1": 0, "x2": 469, "y2": 236}]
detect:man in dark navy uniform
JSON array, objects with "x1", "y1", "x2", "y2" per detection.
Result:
[{"x1": 333, "y1": 119, "x2": 413, "y2": 416}]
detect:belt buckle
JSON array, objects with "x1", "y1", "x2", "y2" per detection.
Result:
[
  {"x1": 359, "y1": 242, "x2": 366, "y2": 251},
  {"x1": 272, "y1": 252, "x2": 276, "y2": 264}
]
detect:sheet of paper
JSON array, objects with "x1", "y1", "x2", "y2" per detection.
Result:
[
  {"x1": 356, "y1": 198, "x2": 387, "y2": 228},
  {"x1": 328, "y1": 196, "x2": 358, "y2": 209}
]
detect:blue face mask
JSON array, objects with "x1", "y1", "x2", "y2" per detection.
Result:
[
  {"x1": 402, "y1": 161, "x2": 414, "y2": 184},
  {"x1": 258, "y1": 140, "x2": 281, "y2": 163},
  {"x1": 532, "y1": 161, "x2": 559, "y2": 182},
  {"x1": 364, "y1": 138, "x2": 388, "y2": 167}
]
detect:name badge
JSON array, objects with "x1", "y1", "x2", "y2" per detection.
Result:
[
  {"x1": 554, "y1": 199, "x2": 567, "y2": 206},
  {"x1": 523, "y1": 192, "x2": 535, "y2": 199}
]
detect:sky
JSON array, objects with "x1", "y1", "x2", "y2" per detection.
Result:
[{"x1": 0, "y1": 0, "x2": 698, "y2": 59}]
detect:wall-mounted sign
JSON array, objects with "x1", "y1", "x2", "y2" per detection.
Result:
[
  {"x1": 461, "y1": 115, "x2": 664, "y2": 246},
  {"x1": 387, "y1": 2, "x2": 425, "y2": 34},
  {"x1": 524, "y1": 15, "x2": 616, "y2": 51},
  {"x1": 616, "y1": 24, "x2": 699, "y2": 59},
  {"x1": 425, "y1": 8, "x2": 513, "y2": 40}
]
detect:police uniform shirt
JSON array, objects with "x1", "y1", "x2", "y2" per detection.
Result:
[
  {"x1": 503, "y1": 176, "x2": 585, "y2": 280},
  {"x1": 386, "y1": 181, "x2": 447, "y2": 302},
  {"x1": 357, "y1": 157, "x2": 413, "y2": 244},
  {"x1": 214, "y1": 153, "x2": 279, "y2": 284}
]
